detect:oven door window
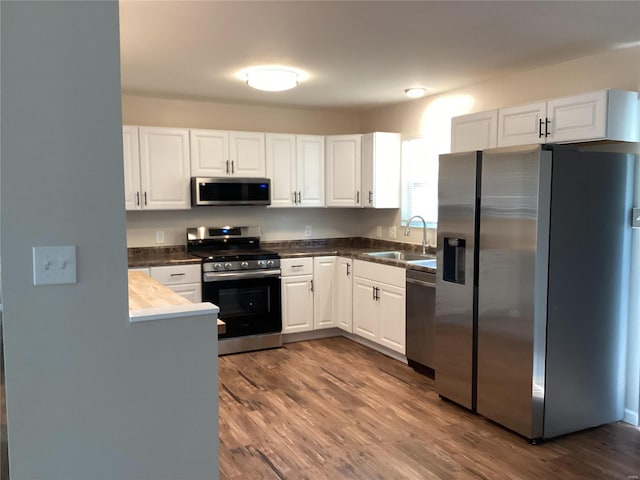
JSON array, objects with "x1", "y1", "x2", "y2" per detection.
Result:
[{"x1": 218, "y1": 285, "x2": 270, "y2": 317}]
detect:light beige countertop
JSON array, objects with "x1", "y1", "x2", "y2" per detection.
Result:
[{"x1": 128, "y1": 271, "x2": 223, "y2": 332}]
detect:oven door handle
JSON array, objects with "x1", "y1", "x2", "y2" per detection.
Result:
[{"x1": 203, "y1": 269, "x2": 281, "y2": 282}]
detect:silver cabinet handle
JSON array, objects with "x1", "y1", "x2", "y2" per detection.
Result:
[
  {"x1": 292, "y1": 191, "x2": 297, "y2": 204},
  {"x1": 369, "y1": 191, "x2": 373, "y2": 204},
  {"x1": 297, "y1": 191, "x2": 301, "y2": 204},
  {"x1": 231, "y1": 160, "x2": 235, "y2": 174},
  {"x1": 346, "y1": 263, "x2": 350, "y2": 277},
  {"x1": 136, "y1": 192, "x2": 140, "y2": 206},
  {"x1": 356, "y1": 191, "x2": 360, "y2": 204},
  {"x1": 226, "y1": 160, "x2": 230, "y2": 174},
  {"x1": 144, "y1": 192, "x2": 148, "y2": 206},
  {"x1": 291, "y1": 264, "x2": 304, "y2": 268},
  {"x1": 310, "y1": 279, "x2": 314, "y2": 292},
  {"x1": 375, "y1": 287, "x2": 380, "y2": 300},
  {"x1": 372, "y1": 286, "x2": 376, "y2": 300},
  {"x1": 169, "y1": 272, "x2": 186, "y2": 276}
]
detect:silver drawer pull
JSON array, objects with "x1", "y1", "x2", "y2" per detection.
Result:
[
  {"x1": 170, "y1": 273, "x2": 186, "y2": 276},
  {"x1": 291, "y1": 264, "x2": 304, "y2": 268}
]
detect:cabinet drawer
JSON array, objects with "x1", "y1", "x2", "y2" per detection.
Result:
[
  {"x1": 353, "y1": 259, "x2": 405, "y2": 287},
  {"x1": 280, "y1": 257, "x2": 313, "y2": 276},
  {"x1": 149, "y1": 264, "x2": 201, "y2": 285}
]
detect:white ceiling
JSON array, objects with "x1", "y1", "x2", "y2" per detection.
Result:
[{"x1": 118, "y1": 1, "x2": 640, "y2": 111}]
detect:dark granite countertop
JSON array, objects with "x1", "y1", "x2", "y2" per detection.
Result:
[
  {"x1": 126, "y1": 238, "x2": 436, "y2": 274},
  {"x1": 128, "y1": 246, "x2": 201, "y2": 268}
]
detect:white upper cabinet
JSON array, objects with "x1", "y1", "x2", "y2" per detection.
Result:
[
  {"x1": 190, "y1": 129, "x2": 228, "y2": 177},
  {"x1": 451, "y1": 110, "x2": 498, "y2": 153},
  {"x1": 497, "y1": 89, "x2": 639, "y2": 147},
  {"x1": 266, "y1": 134, "x2": 297, "y2": 207},
  {"x1": 296, "y1": 135, "x2": 325, "y2": 207},
  {"x1": 325, "y1": 135, "x2": 362, "y2": 207},
  {"x1": 123, "y1": 125, "x2": 141, "y2": 210},
  {"x1": 124, "y1": 126, "x2": 191, "y2": 210},
  {"x1": 546, "y1": 90, "x2": 639, "y2": 143},
  {"x1": 190, "y1": 129, "x2": 265, "y2": 177},
  {"x1": 361, "y1": 132, "x2": 401, "y2": 208},
  {"x1": 230, "y1": 131, "x2": 266, "y2": 177},
  {"x1": 266, "y1": 134, "x2": 324, "y2": 207},
  {"x1": 497, "y1": 101, "x2": 547, "y2": 147}
]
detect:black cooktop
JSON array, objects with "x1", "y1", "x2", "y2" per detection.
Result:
[{"x1": 189, "y1": 248, "x2": 279, "y2": 262}]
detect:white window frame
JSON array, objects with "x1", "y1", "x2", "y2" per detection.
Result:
[{"x1": 401, "y1": 136, "x2": 439, "y2": 228}]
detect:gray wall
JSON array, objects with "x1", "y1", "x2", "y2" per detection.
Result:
[{"x1": 1, "y1": 2, "x2": 218, "y2": 478}]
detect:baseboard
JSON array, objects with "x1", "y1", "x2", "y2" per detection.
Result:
[
  {"x1": 342, "y1": 333, "x2": 407, "y2": 364},
  {"x1": 624, "y1": 408, "x2": 639, "y2": 426},
  {"x1": 283, "y1": 328, "x2": 343, "y2": 344}
]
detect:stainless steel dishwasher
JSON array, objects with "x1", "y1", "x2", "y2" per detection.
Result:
[{"x1": 406, "y1": 269, "x2": 436, "y2": 377}]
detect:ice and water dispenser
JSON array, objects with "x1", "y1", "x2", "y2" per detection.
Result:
[{"x1": 442, "y1": 237, "x2": 466, "y2": 285}]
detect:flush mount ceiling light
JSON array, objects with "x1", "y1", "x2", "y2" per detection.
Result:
[
  {"x1": 237, "y1": 66, "x2": 308, "y2": 92},
  {"x1": 405, "y1": 87, "x2": 427, "y2": 99}
]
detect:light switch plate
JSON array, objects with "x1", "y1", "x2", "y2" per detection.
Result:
[
  {"x1": 376, "y1": 226, "x2": 383, "y2": 238},
  {"x1": 33, "y1": 246, "x2": 77, "y2": 285},
  {"x1": 633, "y1": 208, "x2": 640, "y2": 228},
  {"x1": 304, "y1": 225, "x2": 312, "y2": 237}
]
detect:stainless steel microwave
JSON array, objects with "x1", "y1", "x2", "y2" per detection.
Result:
[{"x1": 191, "y1": 177, "x2": 271, "y2": 206}]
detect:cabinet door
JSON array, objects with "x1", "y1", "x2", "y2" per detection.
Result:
[
  {"x1": 325, "y1": 135, "x2": 361, "y2": 207},
  {"x1": 296, "y1": 135, "x2": 325, "y2": 207},
  {"x1": 352, "y1": 277, "x2": 377, "y2": 341},
  {"x1": 190, "y1": 129, "x2": 229, "y2": 177},
  {"x1": 335, "y1": 258, "x2": 353, "y2": 333},
  {"x1": 123, "y1": 126, "x2": 141, "y2": 210},
  {"x1": 167, "y1": 283, "x2": 202, "y2": 303},
  {"x1": 497, "y1": 102, "x2": 546, "y2": 147},
  {"x1": 361, "y1": 132, "x2": 400, "y2": 209},
  {"x1": 378, "y1": 283, "x2": 406, "y2": 354},
  {"x1": 229, "y1": 131, "x2": 266, "y2": 177},
  {"x1": 451, "y1": 110, "x2": 498, "y2": 153},
  {"x1": 281, "y1": 275, "x2": 314, "y2": 333},
  {"x1": 266, "y1": 134, "x2": 296, "y2": 207},
  {"x1": 546, "y1": 90, "x2": 608, "y2": 143},
  {"x1": 138, "y1": 127, "x2": 191, "y2": 210},
  {"x1": 313, "y1": 256, "x2": 336, "y2": 329}
]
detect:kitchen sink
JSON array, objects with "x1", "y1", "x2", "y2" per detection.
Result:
[
  {"x1": 407, "y1": 258, "x2": 437, "y2": 269},
  {"x1": 366, "y1": 251, "x2": 435, "y2": 262}
]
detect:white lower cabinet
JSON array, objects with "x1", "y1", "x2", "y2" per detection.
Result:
[
  {"x1": 313, "y1": 256, "x2": 336, "y2": 329},
  {"x1": 281, "y1": 273, "x2": 314, "y2": 334},
  {"x1": 352, "y1": 260, "x2": 406, "y2": 354},
  {"x1": 335, "y1": 257, "x2": 353, "y2": 333},
  {"x1": 149, "y1": 264, "x2": 202, "y2": 303},
  {"x1": 281, "y1": 256, "x2": 337, "y2": 334}
]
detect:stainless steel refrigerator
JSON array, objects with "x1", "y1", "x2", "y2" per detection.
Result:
[{"x1": 435, "y1": 144, "x2": 635, "y2": 441}]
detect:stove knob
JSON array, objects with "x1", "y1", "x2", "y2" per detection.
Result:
[
  {"x1": 241, "y1": 261, "x2": 249, "y2": 269},
  {"x1": 214, "y1": 263, "x2": 222, "y2": 271},
  {"x1": 266, "y1": 260, "x2": 274, "y2": 267},
  {"x1": 224, "y1": 262, "x2": 233, "y2": 270},
  {"x1": 257, "y1": 260, "x2": 266, "y2": 268}
]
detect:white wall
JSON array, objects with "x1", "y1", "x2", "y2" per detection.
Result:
[{"x1": 1, "y1": 2, "x2": 218, "y2": 478}]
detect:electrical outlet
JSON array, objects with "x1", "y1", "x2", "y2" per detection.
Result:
[
  {"x1": 33, "y1": 246, "x2": 77, "y2": 285},
  {"x1": 156, "y1": 231, "x2": 165, "y2": 244},
  {"x1": 376, "y1": 226, "x2": 383, "y2": 237},
  {"x1": 388, "y1": 226, "x2": 396, "y2": 239},
  {"x1": 304, "y1": 225, "x2": 312, "y2": 237}
]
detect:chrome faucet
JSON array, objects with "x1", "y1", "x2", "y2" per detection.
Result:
[{"x1": 404, "y1": 215, "x2": 428, "y2": 254}]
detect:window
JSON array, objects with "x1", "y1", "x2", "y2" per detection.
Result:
[{"x1": 401, "y1": 136, "x2": 439, "y2": 227}]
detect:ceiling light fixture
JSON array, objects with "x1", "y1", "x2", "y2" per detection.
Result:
[
  {"x1": 405, "y1": 87, "x2": 427, "y2": 99},
  {"x1": 237, "y1": 66, "x2": 307, "y2": 92}
]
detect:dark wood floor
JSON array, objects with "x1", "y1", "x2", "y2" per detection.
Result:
[{"x1": 219, "y1": 337, "x2": 640, "y2": 480}]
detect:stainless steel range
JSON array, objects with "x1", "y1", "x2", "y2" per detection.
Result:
[{"x1": 187, "y1": 226, "x2": 282, "y2": 355}]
